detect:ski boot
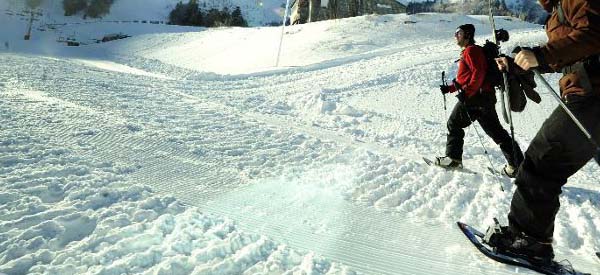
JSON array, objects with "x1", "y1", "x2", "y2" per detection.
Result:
[
  {"x1": 502, "y1": 164, "x2": 518, "y2": 178},
  {"x1": 434, "y1": 156, "x2": 463, "y2": 169},
  {"x1": 483, "y1": 219, "x2": 554, "y2": 266}
]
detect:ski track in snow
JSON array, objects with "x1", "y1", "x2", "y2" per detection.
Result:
[
  {"x1": 0, "y1": 58, "x2": 356, "y2": 274},
  {"x1": 1, "y1": 13, "x2": 600, "y2": 275}
]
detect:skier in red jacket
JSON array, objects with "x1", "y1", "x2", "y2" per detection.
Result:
[{"x1": 436, "y1": 24, "x2": 523, "y2": 177}]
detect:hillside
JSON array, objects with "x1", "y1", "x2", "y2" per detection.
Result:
[{"x1": 1, "y1": 6, "x2": 600, "y2": 275}]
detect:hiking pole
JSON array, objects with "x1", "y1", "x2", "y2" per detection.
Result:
[
  {"x1": 507, "y1": 104, "x2": 520, "y2": 173},
  {"x1": 437, "y1": 71, "x2": 449, "y2": 157},
  {"x1": 487, "y1": 0, "x2": 511, "y2": 125},
  {"x1": 462, "y1": 102, "x2": 505, "y2": 192},
  {"x1": 442, "y1": 71, "x2": 447, "y2": 111},
  {"x1": 455, "y1": 83, "x2": 505, "y2": 191},
  {"x1": 501, "y1": 68, "x2": 520, "y2": 174},
  {"x1": 534, "y1": 70, "x2": 600, "y2": 165},
  {"x1": 488, "y1": 0, "x2": 519, "y2": 172},
  {"x1": 500, "y1": 72, "x2": 511, "y2": 124}
]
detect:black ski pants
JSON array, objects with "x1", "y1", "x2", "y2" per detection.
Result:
[
  {"x1": 445, "y1": 101, "x2": 524, "y2": 167},
  {"x1": 508, "y1": 95, "x2": 600, "y2": 242}
]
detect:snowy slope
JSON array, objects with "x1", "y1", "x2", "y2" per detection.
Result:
[{"x1": 1, "y1": 8, "x2": 600, "y2": 275}]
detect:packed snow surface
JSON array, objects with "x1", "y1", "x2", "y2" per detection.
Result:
[{"x1": 1, "y1": 3, "x2": 599, "y2": 275}]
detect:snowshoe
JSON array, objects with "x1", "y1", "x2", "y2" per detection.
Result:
[
  {"x1": 423, "y1": 157, "x2": 477, "y2": 174},
  {"x1": 457, "y1": 221, "x2": 590, "y2": 275}
]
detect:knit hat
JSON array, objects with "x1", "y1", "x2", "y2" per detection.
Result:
[{"x1": 457, "y1": 24, "x2": 475, "y2": 38}]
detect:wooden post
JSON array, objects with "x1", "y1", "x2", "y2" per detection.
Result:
[{"x1": 276, "y1": 0, "x2": 291, "y2": 67}]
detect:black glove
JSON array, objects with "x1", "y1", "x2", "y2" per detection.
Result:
[
  {"x1": 439, "y1": 85, "x2": 450, "y2": 94},
  {"x1": 456, "y1": 91, "x2": 466, "y2": 102}
]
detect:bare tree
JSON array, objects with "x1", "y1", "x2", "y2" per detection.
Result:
[
  {"x1": 307, "y1": 0, "x2": 321, "y2": 22},
  {"x1": 26, "y1": 0, "x2": 44, "y2": 9},
  {"x1": 328, "y1": 0, "x2": 338, "y2": 19},
  {"x1": 348, "y1": 0, "x2": 358, "y2": 17}
]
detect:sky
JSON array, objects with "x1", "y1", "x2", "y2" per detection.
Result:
[{"x1": 1, "y1": 0, "x2": 599, "y2": 275}]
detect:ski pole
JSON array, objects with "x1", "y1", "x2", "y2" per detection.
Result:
[
  {"x1": 499, "y1": 74, "x2": 511, "y2": 124},
  {"x1": 488, "y1": 0, "x2": 510, "y2": 125},
  {"x1": 488, "y1": 0, "x2": 498, "y2": 45},
  {"x1": 438, "y1": 71, "x2": 449, "y2": 157},
  {"x1": 462, "y1": 102, "x2": 505, "y2": 192},
  {"x1": 442, "y1": 71, "x2": 447, "y2": 111},
  {"x1": 454, "y1": 83, "x2": 505, "y2": 191},
  {"x1": 501, "y1": 70, "x2": 520, "y2": 173},
  {"x1": 534, "y1": 70, "x2": 600, "y2": 165}
]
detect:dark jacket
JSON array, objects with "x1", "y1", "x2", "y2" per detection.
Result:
[
  {"x1": 535, "y1": 0, "x2": 600, "y2": 97},
  {"x1": 449, "y1": 44, "x2": 496, "y2": 106}
]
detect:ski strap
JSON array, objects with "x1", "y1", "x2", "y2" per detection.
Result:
[{"x1": 555, "y1": 0, "x2": 569, "y2": 26}]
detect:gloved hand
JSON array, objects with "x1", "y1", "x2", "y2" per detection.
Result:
[
  {"x1": 456, "y1": 91, "x2": 466, "y2": 102},
  {"x1": 439, "y1": 85, "x2": 451, "y2": 94}
]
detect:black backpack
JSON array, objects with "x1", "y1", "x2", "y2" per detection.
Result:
[
  {"x1": 480, "y1": 40, "x2": 504, "y2": 88},
  {"x1": 479, "y1": 41, "x2": 541, "y2": 112}
]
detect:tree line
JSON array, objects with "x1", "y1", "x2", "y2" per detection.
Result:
[
  {"x1": 168, "y1": 0, "x2": 247, "y2": 27},
  {"x1": 63, "y1": 0, "x2": 114, "y2": 18},
  {"x1": 59, "y1": 0, "x2": 248, "y2": 27},
  {"x1": 407, "y1": 0, "x2": 548, "y2": 24}
]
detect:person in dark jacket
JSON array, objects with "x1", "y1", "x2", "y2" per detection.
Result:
[
  {"x1": 436, "y1": 24, "x2": 524, "y2": 177},
  {"x1": 490, "y1": 0, "x2": 600, "y2": 264}
]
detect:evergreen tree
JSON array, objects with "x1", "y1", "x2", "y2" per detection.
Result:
[
  {"x1": 169, "y1": 0, "x2": 209, "y2": 27},
  {"x1": 26, "y1": 0, "x2": 43, "y2": 9},
  {"x1": 404, "y1": 0, "x2": 544, "y2": 23},
  {"x1": 169, "y1": 2, "x2": 186, "y2": 25},
  {"x1": 407, "y1": 0, "x2": 436, "y2": 14},
  {"x1": 231, "y1": 6, "x2": 247, "y2": 27},
  {"x1": 86, "y1": 0, "x2": 113, "y2": 18},
  {"x1": 168, "y1": 0, "x2": 249, "y2": 27},
  {"x1": 189, "y1": 8, "x2": 204, "y2": 26},
  {"x1": 219, "y1": 7, "x2": 232, "y2": 26},
  {"x1": 63, "y1": 0, "x2": 87, "y2": 16},
  {"x1": 204, "y1": 8, "x2": 221, "y2": 27},
  {"x1": 501, "y1": 0, "x2": 508, "y2": 11},
  {"x1": 185, "y1": 0, "x2": 200, "y2": 25}
]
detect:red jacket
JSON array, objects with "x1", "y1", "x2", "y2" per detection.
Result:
[{"x1": 449, "y1": 44, "x2": 492, "y2": 98}]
